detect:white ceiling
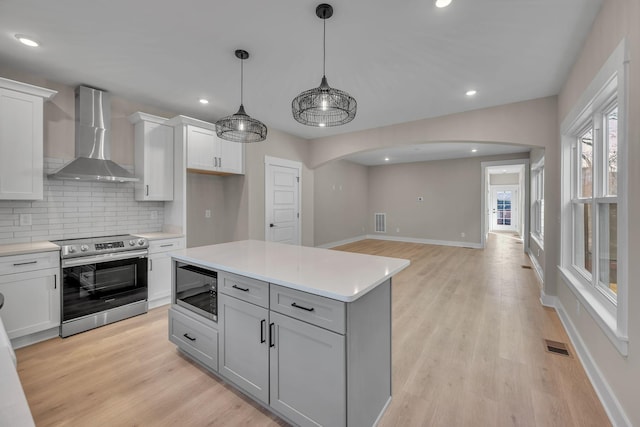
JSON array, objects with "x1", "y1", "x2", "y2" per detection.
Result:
[{"x1": 0, "y1": 0, "x2": 601, "y2": 144}]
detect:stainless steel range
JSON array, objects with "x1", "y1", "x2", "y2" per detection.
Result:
[{"x1": 53, "y1": 235, "x2": 149, "y2": 337}]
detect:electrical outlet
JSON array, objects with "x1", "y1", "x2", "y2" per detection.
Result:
[
  {"x1": 396, "y1": 227, "x2": 400, "y2": 233},
  {"x1": 576, "y1": 300, "x2": 580, "y2": 315},
  {"x1": 537, "y1": 248, "x2": 540, "y2": 257},
  {"x1": 150, "y1": 211, "x2": 158, "y2": 220},
  {"x1": 19, "y1": 214, "x2": 32, "y2": 226},
  {"x1": 205, "y1": 209, "x2": 211, "y2": 218},
  {"x1": 461, "y1": 232, "x2": 465, "y2": 238}
]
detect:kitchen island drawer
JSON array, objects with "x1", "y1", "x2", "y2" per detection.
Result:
[
  {"x1": 218, "y1": 271, "x2": 268, "y2": 308},
  {"x1": 148, "y1": 238, "x2": 184, "y2": 255},
  {"x1": 270, "y1": 284, "x2": 345, "y2": 334},
  {"x1": 0, "y1": 251, "x2": 59, "y2": 276},
  {"x1": 169, "y1": 308, "x2": 218, "y2": 371}
]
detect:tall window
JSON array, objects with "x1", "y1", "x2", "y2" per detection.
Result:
[
  {"x1": 571, "y1": 105, "x2": 618, "y2": 302},
  {"x1": 531, "y1": 163, "x2": 544, "y2": 243},
  {"x1": 560, "y1": 40, "x2": 627, "y2": 355}
]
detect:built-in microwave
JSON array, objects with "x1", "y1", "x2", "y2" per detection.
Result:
[{"x1": 174, "y1": 262, "x2": 218, "y2": 322}]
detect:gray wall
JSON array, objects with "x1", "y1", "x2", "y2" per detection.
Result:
[
  {"x1": 490, "y1": 173, "x2": 519, "y2": 185},
  {"x1": 367, "y1": 153, "x2": 529, "y2": 245},
  {"x1": 557, "y1": 0, "x2": 640, "y2": 425},
  {"x1": 314, "y1": 160, "x2": 368, "y2": 247}
]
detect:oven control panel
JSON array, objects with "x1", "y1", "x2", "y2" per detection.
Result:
[{"x1": 95, "y1": 241, "x2": 125, "y2": 250}]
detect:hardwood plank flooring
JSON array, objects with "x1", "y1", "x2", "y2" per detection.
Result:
[{"x1": 16, "y1": 234, "x2": 611, "y2": 426}]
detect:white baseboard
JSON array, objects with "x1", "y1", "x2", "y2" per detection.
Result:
[
  {"x1": 528, "y1": 252, "x2": 544, "y2": 287},
  {"x1": 364, "y1": 234, "x2": 482, "y2": 249},
  {"x1": 11, "y1": 327, "x2": 59, "y2": 349},
  {"x1": 316, "y1": 235, "x2": 368, "y2": 249},
  {"x1": 149, "y1": 296, "x2": 171, "y2": 310},
  {"x1": 550, "y1": 299, "x2": 631, "y2": 427}
]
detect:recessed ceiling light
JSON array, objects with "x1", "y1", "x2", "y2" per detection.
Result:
[
  {"x1": 199, "y1": 98, "x2": 209, "y2": 105},
  {"x1": 384, "y1": 157, "x2": 390, "y2": 162},
  {"x1": 319, "y1": 123, "x2": 326, "y2": 127},
  {"x1": 471, "y1": 149, "x2": 478, "y2": 153},
  {"x1": 15, "y1": 34, "x2": 39, "y2": 47},
  {"x1": 435, "y1": 0, "x2": 452, "y2": 8},
  {"x1": 466, "y1": 89, "x2": 477, "y2": 96}
]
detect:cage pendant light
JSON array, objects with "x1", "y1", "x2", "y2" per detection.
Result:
[
  {"x1": 292, "y1": 3, "x2": 357, "y2": 127},
  {"x1": 215, "y1": 49, "x2": 267, "y2": 143}
]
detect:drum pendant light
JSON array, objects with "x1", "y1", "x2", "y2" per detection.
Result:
[
  {"x1": 215, "y1": 49, "x2": 267, "y2": 143},
  {"x1": 292, "y1": 3, "x2": 357, "y2": 127}
]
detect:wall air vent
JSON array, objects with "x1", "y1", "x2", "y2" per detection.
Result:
[{"x1": 374, "y1": 213, "x2": 386, "y2": 233}]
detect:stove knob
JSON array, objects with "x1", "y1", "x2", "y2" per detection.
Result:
[
  {"x1": 137, "y1": 239, "x2": 146, "y2": 246},
  {"x1": 129, "y1": 240, "x2": 135, "y2": 246},
  {"x1": 68, "y1": 246, "x2": 76, "y2": 253},
  {"x1": 80, "y1": 244, "x2": 89, "y2": 252}
]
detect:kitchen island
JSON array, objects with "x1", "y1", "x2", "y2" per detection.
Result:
[{"x1": 169, "y1": 240, "x2": 409, "y2": 427}]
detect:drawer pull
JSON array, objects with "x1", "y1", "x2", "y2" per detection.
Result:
[
  {"x1": 291, "y1": 302, "x2": 315, "y2": 312},
  {"x1": 183, "y1": 333, "x2": 196, "y2": 342},
  {"x1": 160, "y1": 244, "x2": 174, "y2": 248},
  {"x1": 232, "y1": 284, "x2": 250, "y2": 292},
  {"x1": 269, "y1": 323, "x2": 275, "y2": 348},
  {"x1": 13, "y1": 260, "x2": 38, "y2": 267}
]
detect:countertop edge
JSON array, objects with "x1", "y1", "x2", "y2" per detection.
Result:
[
  {"x1": 0, "y1": 242, "x2": 60, "y2": 257},
  {"x1": 170, "y1": 252, "x2": 410, "y2": 303}
]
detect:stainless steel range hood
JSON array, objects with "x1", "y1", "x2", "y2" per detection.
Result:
[{"x1": 48, "y1": 86, "x2": 138, "y2": 182}]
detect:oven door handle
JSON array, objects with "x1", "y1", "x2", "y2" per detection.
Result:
[{"x1": 61, "y1": 250, "x2": 149, "y2": 267}]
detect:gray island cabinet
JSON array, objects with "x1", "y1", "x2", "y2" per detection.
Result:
[{"x1": 168, "y1": 240, "x2": 409, "y2": 427}]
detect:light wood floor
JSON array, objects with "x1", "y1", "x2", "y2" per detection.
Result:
[{"x1": 16, "y1": 234, "x2": 611, "y2": 426}]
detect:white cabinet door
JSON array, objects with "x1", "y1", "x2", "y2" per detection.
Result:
[
  {"x1": 0, "y1": 269, "x2": 60, "y2": 339},
  {"x1": 269, "y1": 310, "x2": 346, "y2": 427},
  {"x1": 217, "y1": 138, "x2": 244, "y2": 175},
  {"x1": 131, "y1": 113, "x2": 174, "y2": 201},
  {"x1": 0, "y1": 88, "x2": 44, "y2": 200},
  {"x1": 186, "y1": 126, "x2": 216, "y2": 171},
  {"x1": 143, "y1": 123, "x2": 174, "y2": 200},
  {"x1": 147, "y1": 237, "x2": 184, "y2": 308},
  {"x1": 218, "y1": 293, "x2": 269, "y2": 404}
]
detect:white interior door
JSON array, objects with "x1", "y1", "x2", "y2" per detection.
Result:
[
  {"x1": 490, "y1": 186, "x2": 518, "y2": 231},
  {"x1": 265, "y1": 157, "x2": 301, "y2": 245}
]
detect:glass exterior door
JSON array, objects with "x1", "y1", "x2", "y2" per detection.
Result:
[{"x1": 491, "y1": 187, "x2": 518, "y2": 231}]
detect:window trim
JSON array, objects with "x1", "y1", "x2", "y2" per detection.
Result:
[
  {"x1": 531, "y1": 159, "x2": 544, "y2": 248},
  {"x1": 559, "y1": 39, "x2": 628, "y2": 356}
]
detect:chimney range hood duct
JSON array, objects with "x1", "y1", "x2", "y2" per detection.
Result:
[{"x1": 48, "y1": 86, "x2": 138, "y2": 182}]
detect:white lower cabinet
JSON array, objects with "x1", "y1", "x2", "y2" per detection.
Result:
[
  {"x1": 148, "y1": 237, "x2": 184, "y2": 307},
  {"x1": 218, "y1": 293, "x2": 270, "y2": 404},
  {"x1": 0, "y1": 252, "x2": 60, "y2": 341},
  {"x1": 269, "y1": 311, "x2": 346, "y2": 427},
  {"x1": 169, "y1": 307, "x2": 218, "y2": 371}
]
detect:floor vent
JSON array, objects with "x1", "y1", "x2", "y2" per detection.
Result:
[
  {"x1": 521, "y1": 265, "x2": 532, "y2": 269},
  {"x1": 544, "y1": 339, "x2": 571, "y2": 357},
  {"x1": 374, "y1": 213, "x2": 386, "y2": 233}
]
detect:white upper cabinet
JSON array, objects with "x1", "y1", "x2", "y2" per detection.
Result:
[
  {"x1": 170, "y1": 116, "x2": 244, "y2": 175},
  {"x1": 129, "y1": 112, "x2": 174, "y2": 201},
  {"x1": 0, "y1": 78, "x2": 57, "y2": 200}
]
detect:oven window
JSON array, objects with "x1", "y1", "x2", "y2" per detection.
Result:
[{"x1": 62, "y1": 257, "x2": 147, "y2": 321}]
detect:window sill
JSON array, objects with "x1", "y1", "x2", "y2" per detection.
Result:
[{"x1": 558, "y1": 266, "x2": 628, "y2": 356}]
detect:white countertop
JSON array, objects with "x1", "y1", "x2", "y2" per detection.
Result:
[
  {"x1": 134, "y1": 232, "x2": 185, "y2": 241},
  {"x1": 0, "y1": 241, "x2": 60, "y2": 257},
  {"x1": 171, "y1": 240, "x2": 410, "y2": 302}
]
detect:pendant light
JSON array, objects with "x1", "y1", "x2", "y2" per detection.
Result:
[
  {"x1": 215, "y1": 49, "x2": 267, "y2": 143},
  {"x1": 292, "y1": 3, "x2": 357, "y2": 127}
]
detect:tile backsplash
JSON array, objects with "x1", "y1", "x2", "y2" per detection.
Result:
[{"x1": 0, "y1": 158, "x2": 164, "y2": 244}]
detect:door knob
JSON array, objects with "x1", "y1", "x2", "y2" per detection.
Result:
[{"x1": 270, "y1": 223, "x2": 275, "y2": 228}]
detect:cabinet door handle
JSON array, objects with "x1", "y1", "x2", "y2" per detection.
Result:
[
  {"x1": 160, "y1": 244, "x2": 174, "y2": 248},
  {"x1": 54, "y1": 275, "x2": 57, "y2": 290},
  {"x1": 291, "y1": 302, "x2": 315, "y2": 312},
  {"x1": 13, "y1": 261, "x2": 37, "y2": 267},
  {"x1": 269, "y1": 323, "x2": 275, "y2": 348},
  {"x1": 260, "y1": 319, "x2": 266, "y2": 343},
  {"x1": 145, "y1": 185, "x2": 149, "y2": 196},
  {"x1": 219, "y1": 157, "x2": 222, "y2": 168},
  {"x1": 183, "y1": 333, "x2": 196, "y2": 342},
  {"x1": 149, "y1": 259, "x2": 153, "y2": 271},
  {"x1": 232, "y1": 284, "x2": 249, "y2": 292}
]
